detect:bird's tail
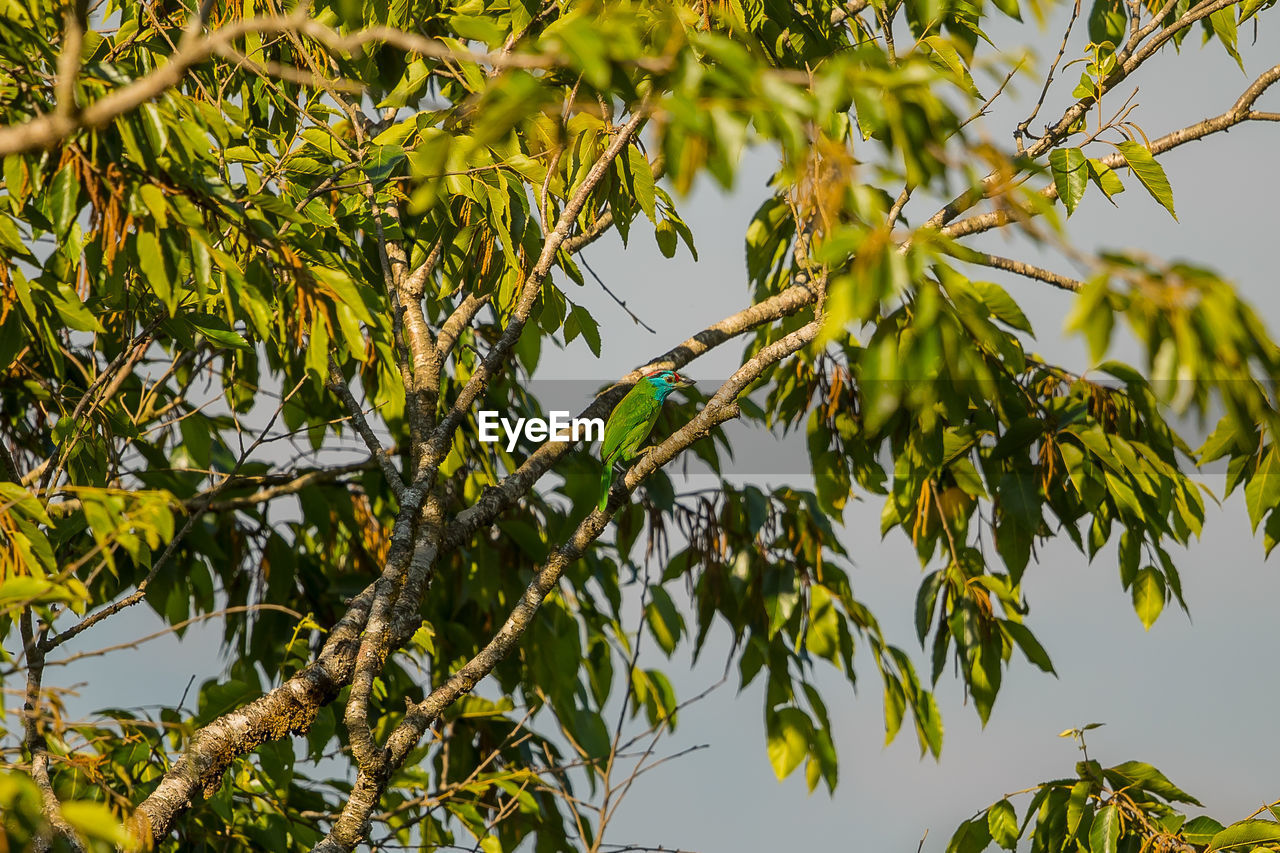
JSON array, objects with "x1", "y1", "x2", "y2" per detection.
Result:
[{"x1": 598, "y1": 463, "x2": 615, "y2": 511}]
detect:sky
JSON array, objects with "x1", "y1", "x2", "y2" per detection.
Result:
[{"x1": 29, "y1": 5, "x2": 1280, "y2": 851}]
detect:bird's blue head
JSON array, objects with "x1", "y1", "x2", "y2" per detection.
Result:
[{"x1": 641, "y1": 370, "x2": 694, "y2": 402}]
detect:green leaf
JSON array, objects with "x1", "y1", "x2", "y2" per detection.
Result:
[
  {"x1": 569, "y1": 304, "x2": 601, "y2": 357},
  {"x1": 363, "y1": 145, "x2": 408, "y2": 188},
  {"x1": 997, "y1": 471, "x2": 1041, "y2": 532},
  {"x1": 1086, "y1": 159, "x2": 1125, "y2": 201},
  {"x1": 1243, "y1": 446, "x2": 1280, "y2": 531},
  {"x1": 916, "y1": 570, "x2": 945, "y2": 643},
  {"x1": 1089, "y1": 804, "x2": 1120, "y2": 853},
  {"x1": 1131, "y1": 567, "x2": 1165, "y2": 630},
  {"x1": 0, "y1": 576, "x2": 59, "y2": 606},
  {"x1": 50, "y1": 283, "x2": 104, "y2": 333},
  {"x1": 947, "y1": 816, "x2": 993, "y2": 853},
  {"x1": 189, "y1": 314, "x2": 250, "y2": 350},
  {"x1": 655, "y1": 219, "x2": 678, "y2": 258},
  {"x1": 1002, "y1": 620, "x2": 1056, "y2": 674},
  {"x1": 1264, "y1": 508, "x2": 1280, "y2": 558},
  {"x1": 764, "y1": 567, "x2": 799, "y2": 636},
  {"x1": 633, "y1": 668, "x2": 678, "y2": 726},
  {"x1": 1197, "y1": 414, "x2": 1241, "y2": 465},
  {"x1": 1208, "y1": 5, "x2": 1244, "y2": 69},
  {"x1": 1240, "y1": 0, "x2": 1271, "y2": 22},
  {"x1": 1064, "y1": 278, "x2": 1114, "y2": 362},
  {"x1": 47, "y1": 162, "x2": 79, "y2": 236},
  {"x1": 139, "y1": 184, "x2": 169, "y2": 226},
  {"x1": 644, "y1": 586, "x2": 684, "y2": 656},
  {"x1": 1182, "y1": 817, "x2": 1226, "y2": 845},
  {"x1": 924, "y1": 35, "x2": 982, "y2": 98},
  {"x1": 883, "y1": 673, "x2": 906, "y2": 744},
  {"x1": 765, "y1": 707, "x2": 811, "y2": 781},
  {"x1": 312, "y1": 268, "x2": 374, "y2": 325},
  {"x1": 1117, "y1": 141, "x2": 1176, "y2": 220},
  {"x1": 626, "y1": 145, "x2": 657, "y2": 223},
  {"x1": 0, "y1": 483, "x2": 52, "y2": 525},
  {"x1": 970, "y1": 280, "x2": 1034, "y2": 334},
  {"x1": 988, "y1": 799, "x2": 1020, "y2": 850},
  {"x1": 1088, "y1": 0, "x2": 1128, "y2": 45},
  {"x1": 0, "y1": 212, "x2": 28, "y2": 256},
  {"x1": 548, "y1": 14, "x2": 611, "y2": 88},
  {"x1": 3, "y1": 154, "x2": 29, "y2": 204},
  {"x1": 1106, "y1": 760, "x2": 1202, "y2": 806},
  {"x1": 990, "y1": 0, "x2": 1022, "y2": 20},
  {"x1": 137, "y1": 230, "x2": 174, "y2": 313},
  {"x1": 60, "y1": 801, "x2": 133, "y2": 845},
  {"x1": 1049, "y1": 147, "x2": 1088, "y2": 216},
  {"x1": 1066, "y1": 780, "x2": 1092, "y2": 835},
  {"x1": 1207, "y1": 820, "x2": 1280, "y2": 852}
]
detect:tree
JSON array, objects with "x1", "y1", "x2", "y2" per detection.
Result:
[{"x1": 1, "y1": 0, "x2": 1278, "y2": 849}]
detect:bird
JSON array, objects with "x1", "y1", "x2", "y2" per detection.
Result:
[{"x1": 598, "y1": 369, "x2": 695, "y2": 511}]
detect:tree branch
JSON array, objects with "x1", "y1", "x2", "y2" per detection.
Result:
[
  {"x1": 127, "y1": 584, "x2": 377, "y2": 844},
  {"x1": 19, "y1": 612, "x2": 86, "y2": 853},
  {"x1": 0, "y1": 7, "x2": 287, "y2": 157},
  {"x1": 939, "y1": 62, "x2": 1280, "y2": 242},
  {"x1": 0, "y1": 11, "x2": 666, "y2": 158},
  {"x1": 326, "y1": 357, "x2": 405, "y2": 500},
  {"x1": 435, "y1": 293, "x2": 490, "y2": 361},
  {"x1": 943, "y1": 246, "x2": 1085, "y2": 292},
  {"x1": 312, "y1": 318, "x2": 822, "y2": 852},
  {"x1": 124, "y1": 280, "x2": 816, "y2": 845},
  {"x1": 917, "y1": 0, "x2": 1252, "y2": 235}
]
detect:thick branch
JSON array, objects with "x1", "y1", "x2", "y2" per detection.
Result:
[
  {"x1": 128, "y1": 585, "x2": 377, "y2": 844},
  {"x1": 339, "y1": 111, "x2": 650, "y2": 779},
  {"x1": 830, "y1": 0, "x2": 871, "y2": 24},
  {"x1": 435, "y1": 293, "x2": 489, "y2": 360},
  {"x1": 54, "y1": 2, "x2": 86, "y2": 121}
]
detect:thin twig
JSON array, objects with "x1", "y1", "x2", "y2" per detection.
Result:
[
  {"x1": 1015, "y1": 0, "x2": 1081, "y2": 151},
  {"x1": 326, "y1": 356, "x2": 405, "y2": 499},
  {"x1": 579, "y1": 253, "x2": 657, "y2": 334}
]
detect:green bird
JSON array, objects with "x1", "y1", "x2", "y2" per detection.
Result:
[{"x1": 598, "y1": 370, "x2": 695, "y2": 511}]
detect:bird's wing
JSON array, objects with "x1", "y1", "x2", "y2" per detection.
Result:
[{"x1": 601, "y1": 391, "x2": 661, "y2": 465}]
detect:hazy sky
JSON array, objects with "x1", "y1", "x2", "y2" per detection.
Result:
[{"x1": 34, "y1": 6, "x2": 1280, "y2": 852}]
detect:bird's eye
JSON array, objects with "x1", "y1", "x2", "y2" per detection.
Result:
[{"x1": 665, "y1": 375, "x2": 674, "y2": 383}]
